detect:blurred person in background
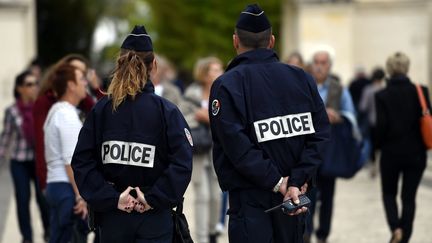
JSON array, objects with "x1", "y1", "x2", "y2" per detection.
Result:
[
  {"x1": 33, "y1": 54, "x2": 103, "y2": 192},
  {"x1": 34, "y1": 54, "x2": 103, "y2": 243},
  {"x1": 0, "y1": 70, "x2": 50, "y2": 243},
  {"x1": 44, "y1": 64, "x2": 89, "y2": 243},
  {"x1": 349, "y1": 65, "x2": 371, "y2": 113},
  {"x1": 375, "y1": 52, "x2": 430, "y2": 243},
  {"x1": 359, "y1": 67, "x2": 386, "y2": 178},
  {"x1": 29, "y1": 58, "x2": 43, "y2": 81},
  {"x1": 285, "y1": 51, "x2": 304, "y2": 69},
  {"x1": 183, "y1": 56, "x2": 223, "y2": 243},
  {"x1": 152, "y1": 55, "x2": 184, "y2": 108},
  {"x1": 305, "y1": 50, "x2": 356, "y2": 243}
]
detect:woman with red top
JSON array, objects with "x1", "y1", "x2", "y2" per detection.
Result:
[
  {"x1": 33, "y1": 54, "x2": 104, "y2": 190},
  {"x1": 0, "y1": 70, "x2": 50, "y2": 243}
]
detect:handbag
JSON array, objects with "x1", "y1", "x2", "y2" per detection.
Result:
[
  {"x1": 184, "y1": 96, "x2": 212, "y2": 154},
  {"x1": 415, "y1": 84, "x2": 432, "y2": 149},
  {"x1": 172, "y1": 201, "x2": 194, "y2": 243},
  {"x1": 190, "y1": 124, "x2": 212, "y2": 154},
  {"x1": 320, "y1": 117, "x2": 367, "y2": 178}
]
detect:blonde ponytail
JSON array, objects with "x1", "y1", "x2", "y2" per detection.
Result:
[{"x1": 107, "y1": 50, "x2": 154, "y2": 110}]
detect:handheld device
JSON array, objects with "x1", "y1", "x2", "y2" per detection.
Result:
[{"x1": 265, "y1": 194, "x2": 311, "y2": 214}]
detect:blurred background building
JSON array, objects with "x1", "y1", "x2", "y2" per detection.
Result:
[
  {"x1": 282, "y1": 0, "x2": 432, "y2": 85},
  {"x1": 0, "y1": 0, "x2": 36, "y2": 119}
]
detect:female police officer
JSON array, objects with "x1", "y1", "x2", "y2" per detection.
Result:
[{"x1": 71, "y1": 25, "x2": 193, "y2": 243}]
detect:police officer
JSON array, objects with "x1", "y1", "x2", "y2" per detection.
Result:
[
  {"x1": 209, "y1": 4, "x2": 331, "y2": 243},
  {"x1": 71, "y1": 25, "x2": 193, "y2": 243}
]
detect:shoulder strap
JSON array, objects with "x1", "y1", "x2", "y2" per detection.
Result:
[{"x1": 415, "y1": 84, "x2": 429, "y2": 115}]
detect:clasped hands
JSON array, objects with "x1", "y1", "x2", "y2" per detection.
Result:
[
  {"x1": 117, "y1": 187, "x2": 152, "y2": 213},
  {"x1": 278, "y1": 176, "x2": 308, "y2": 216}
]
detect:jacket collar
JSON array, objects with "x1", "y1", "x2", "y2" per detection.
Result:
[
  {"x1": 226, "y1": 48, "x2": 279, "y2": 72},
  {"x1": 143, "y1": 80, "x2": 155, "y2": 93},
  {"x1": 388, "y1": 74, "x2": 411, "y2": 85}
]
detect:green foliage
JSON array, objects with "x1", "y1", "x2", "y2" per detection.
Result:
[
  {"x1": 36, "y1": 0, "x2": 136, "y2": 67},
  {"x1": 36, "y1": 0, "x2": 103, "y2": 66},
  {"x1": 145, "y1": 0, "x2": 282, "y2": 72},
  {"x1": 36, "y1": 0, "x2": 281, "y2": 77}
]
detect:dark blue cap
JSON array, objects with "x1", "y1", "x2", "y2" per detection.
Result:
[
  {"x1": 120, "y1": 25, "x2": 153, "y2": 52},
  {"x1": 236, "y1": 4, "x2": 271, "y2": 33}
]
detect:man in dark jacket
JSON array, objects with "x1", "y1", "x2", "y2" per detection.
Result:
[{"x1": 209, "y1": 4, "x2": 330, "y2": 242}]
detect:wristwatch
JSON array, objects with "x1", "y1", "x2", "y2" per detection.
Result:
[{"x1": 273, "y1": 177, "x2": 284, "y2": 193}]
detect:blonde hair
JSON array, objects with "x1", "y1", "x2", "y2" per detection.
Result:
[
  {"x1": 193, "y1": 57, "x2": 222, "y2": 83},
  {"x1": 107, "y1": 49, "x2": 154, "y2": 111},
  {"x1": 386, "y1": 52, "x2": 410, "y2": 77}
]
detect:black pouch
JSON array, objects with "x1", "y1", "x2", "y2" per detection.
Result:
[{"x1": 172, "y1": 201, "x2": 194, "y2": 243}]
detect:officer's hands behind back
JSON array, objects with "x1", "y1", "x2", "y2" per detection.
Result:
[
  {"x1": 134, "y1": 187, "x2": 152, "y2": 213},
  {"x1": 278, "y1": 176, "x2": 309, "y2": 216},
  {"x1": 285, "y1": 186, "x2": 308, "y2": 215},
  {"x1": 117, "y1": 186, "x2": 153, "y2": 213},
  {"x1": 118, "y1": 186, "x2": 139, "y2": 213}
]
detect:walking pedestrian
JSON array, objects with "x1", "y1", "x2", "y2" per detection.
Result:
[
  {"x1": 0, "y1": 70, "x2": 50, "y2": 243},
  {"x1": 375, "y1": 52, "x2": 430, "y2": 243},
  {"x1": 183, "y1": 57, "x2": 224, "y2": 243}
]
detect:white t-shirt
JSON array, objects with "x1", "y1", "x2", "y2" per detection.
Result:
[{"x1": 44, "y1": 101, "x2": 82, "y2": 183}]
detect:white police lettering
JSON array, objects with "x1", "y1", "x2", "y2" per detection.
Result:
[
  {"x1": 253, "y1": 112, "x2": 315, "y2": 143},
  {"x1": 101, "y1": 141, "x2": 155, "y2": 168}
]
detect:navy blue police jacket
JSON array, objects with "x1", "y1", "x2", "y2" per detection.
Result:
[
  {"x1": 72, "y1": 82, "x2": 192, "y2": 212},
  {"x1": 209, "y1": 48, "x2": 330, "y2": 192}
]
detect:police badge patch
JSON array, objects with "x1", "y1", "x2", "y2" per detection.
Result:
[
  {"x1": 184, "y1": 128, "x2": 193, "y2": 146},
  {"x1": 211, "y1": 99, "x2": 220, "y2": 116}
]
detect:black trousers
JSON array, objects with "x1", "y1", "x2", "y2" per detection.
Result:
[
  {"x1": 99, "y1": 208, "x2": 172, "y2": 243},
  {"x1": 228, "y1": 188, "x2": 305, "y2": 243},
  {"x1": 306, "y1": 175, "x2": 336, "y2": 241},
  {"x1": 380, "y1": 152, "x2": 426, "y2": 243}
]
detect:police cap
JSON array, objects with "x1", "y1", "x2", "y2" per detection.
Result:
[
  {"x1": 121, "y1": 25, "x2": 153, "y2": 52},
  {"x1": 236, "y1": 4, "x2": 271, "y2": 33}
]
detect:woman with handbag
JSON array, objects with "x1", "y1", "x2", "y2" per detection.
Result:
[
  {"x1": 182, "y1": 57, "x2": 223, "y2": 243},
  {"x1": 375, "y1": 52, "x2": 431, "y2": 243},
  {"x1": 71, "y1": 25, "x2": 192, "y2": 243}
]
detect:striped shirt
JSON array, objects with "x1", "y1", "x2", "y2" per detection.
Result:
[{"x1": 0, "y1": 104, "x2": 34, "y2": 162}]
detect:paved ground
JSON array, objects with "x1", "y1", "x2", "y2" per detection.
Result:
[{"x1": 1, "y1": 161, "x2": 432, "y2": 243}]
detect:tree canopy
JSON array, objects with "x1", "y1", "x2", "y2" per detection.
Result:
[
  {"x1": 36, "y1": 0, "x2": 282, "y2": 77},
  {"x1": 145, "y1": 0, "x2": 282, "y2": 73}
]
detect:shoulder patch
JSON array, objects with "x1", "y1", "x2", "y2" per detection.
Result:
[
  {"x1": 184, "y1": 128, "x2": 193, "y2": 146},
  {"x1": 211, "y1": 99, "x2": 220, "y2": 116}
]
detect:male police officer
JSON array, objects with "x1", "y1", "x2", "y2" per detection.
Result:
[{"x1": 209, "y1": 4, "x2": 331, "y2": 243}]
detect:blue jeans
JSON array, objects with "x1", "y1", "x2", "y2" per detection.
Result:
[
  {"x1": 10, "y1": 160, "x2": 50, "y2": 242},
  {"x1": 46, "y1": 182, "x2": 75, "y2": 243}
]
